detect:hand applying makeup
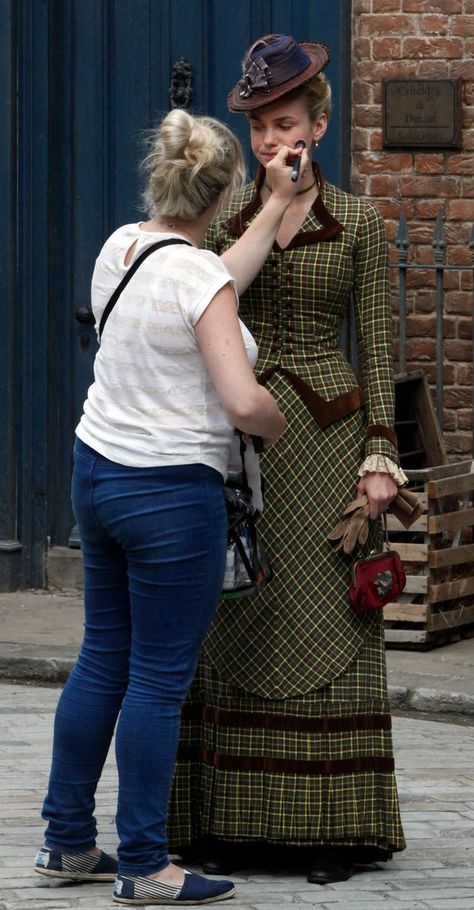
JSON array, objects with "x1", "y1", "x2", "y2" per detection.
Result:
[
  {"x1": 220, "y1": 142, "x2": 309, "y2": 295},
  {"x1": 291, "y1": 139, "x2": 306, "y2": 181},
  {"x1": 264, "y1": 142, "x2": 309, "y2": 200}
]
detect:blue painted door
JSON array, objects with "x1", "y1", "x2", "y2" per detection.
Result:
[{"x1": 1, "y1": 0, "x2": 350, "y2": 588}]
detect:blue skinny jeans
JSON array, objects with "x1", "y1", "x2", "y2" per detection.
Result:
[{"x1": 41, "y1": 437, "x2": 227, "y2": 876}]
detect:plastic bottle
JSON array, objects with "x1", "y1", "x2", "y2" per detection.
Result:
[
  {"x1": 223, "y1": 546, "x2": 236, "y2": 590},
  {"x1": 237, "y1": 528, "x2": 252, "y2": 585}
]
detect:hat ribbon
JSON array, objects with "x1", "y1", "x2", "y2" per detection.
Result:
[{"x1": 239, "y1": 56, "x2": 271, "y2": 98}]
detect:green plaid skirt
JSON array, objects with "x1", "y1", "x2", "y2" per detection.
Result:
[
  {"x1": 169, "y1": 621, "x2": 405, "y2": 851},
  {"x1": 168, "y1": 373, "x2": 405, "y2": 851}
]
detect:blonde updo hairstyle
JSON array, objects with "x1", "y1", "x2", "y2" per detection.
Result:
[
  {"x1": 143, "y1": 109, "x2": 246, "y2": 221},
  {"x1": 271, "y1": 72, "x2": 331, "y2": 124},
  {"x1": 298, "y1": 72, "x2": 332, "y2": 122}
]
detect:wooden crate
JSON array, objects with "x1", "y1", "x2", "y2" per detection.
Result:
[
  {"x1": 395, "y1": 370, "x2": 448, "y2": 470},
  {"x1": 384, "y1": 459, "x2": 474, "y2": 648}
]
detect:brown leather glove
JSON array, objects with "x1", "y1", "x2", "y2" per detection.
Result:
[
  {"x1": 389, "y1": 487, "x2": 424, "y2": 528},
  {"x1": 328, "y1": 488, "x2": 424, "y2": 554},
  {"x1": 327, "y1": 495, "x2": 371, "y2": 554}
]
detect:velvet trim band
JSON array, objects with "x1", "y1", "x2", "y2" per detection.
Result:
[
  {"x1": 366, "y1": 425, "x2": 398, "y2": 448},
  {"x1": 224, "y1": 164, "x2": 344, "y2": 249},
  {"x1": 182, "y1": 704, "x2": 392, "y2": 734},
  {"x1": 258, "y1": 366, "x2": 364, "y2": 429},
  {"x1": 177, "y1": 745, "x2": 395, "y2": 776}
]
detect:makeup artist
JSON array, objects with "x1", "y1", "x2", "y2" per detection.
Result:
[{"x1": 169, "y1": 33, "x2": 407, "y2": 886}]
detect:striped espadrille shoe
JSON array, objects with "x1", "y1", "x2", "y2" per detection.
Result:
[
  {"x1": 113, "y1": 869, "x2": 235, "y2": 905},
  {"x1": 34, "y1": 845, "x2": 118, "y2": 881}
]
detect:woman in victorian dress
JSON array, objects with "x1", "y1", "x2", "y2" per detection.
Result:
[{"x1": 168, "y1": 35, "x2": 407, "y2": 886}]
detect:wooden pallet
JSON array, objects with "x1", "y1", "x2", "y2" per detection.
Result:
[{"x1": 384, "y1": 459, "x2": 474, "y2": 648}]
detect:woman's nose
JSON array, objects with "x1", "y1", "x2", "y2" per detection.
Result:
[{"x1": 262, "y1": 129, "x2": 277, "y2": 147}]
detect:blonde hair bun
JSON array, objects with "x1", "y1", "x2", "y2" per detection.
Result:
[{"x1": 143, "y1": 109, "x2": 245, "y2": 221}]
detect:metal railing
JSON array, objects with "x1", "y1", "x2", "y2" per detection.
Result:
[{"x1": 391, "y1": 211, "x2": 474, "y2": 454}]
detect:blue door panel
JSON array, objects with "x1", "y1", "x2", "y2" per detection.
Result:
[
  {"x1": 71, "y1": 3, "x2": 109, "y2": 357},
  {"x1": 16, "y1": 0, "x2": 50, "y2": 586},
  {"x1": 111, "y1": 0, "x2": 162, "y2": 227},
  {"x1": 0, "y1": 0, "x2": 17, "y2": 556}
]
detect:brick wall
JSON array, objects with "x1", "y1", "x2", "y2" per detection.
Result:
[{"x1": 351, "y1": 0, "x2": 474, "y2": 457}]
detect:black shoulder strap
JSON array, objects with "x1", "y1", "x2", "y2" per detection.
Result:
[{"x1": 98, "y1": 238, "x2": 191, "y2": 340}]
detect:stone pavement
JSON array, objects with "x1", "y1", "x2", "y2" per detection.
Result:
[
  {"x1": 2, "y1": 590, "x2": 474, "y2": 718},
  {"x1": 1, "y1": 681, "x2": 474, "y2": 910}
]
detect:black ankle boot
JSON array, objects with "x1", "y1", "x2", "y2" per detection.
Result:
[
  {"x1": 351, "y1": 846, "x2": 392, "y2": 864},
  {"x1": 307, "y1": 847, "x2": 354, "y2": 885},
  {"x1": 202, "y1": 840, "x2": 254, "y2": 875}
]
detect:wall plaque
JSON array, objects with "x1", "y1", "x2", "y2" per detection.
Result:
[{"x1": 383, "y1": 79, "x2": 462, "y2": 149}]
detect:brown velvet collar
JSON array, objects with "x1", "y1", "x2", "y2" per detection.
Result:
[{"x1": 224, "y1": 163, "x2": 344, "y2": 250}]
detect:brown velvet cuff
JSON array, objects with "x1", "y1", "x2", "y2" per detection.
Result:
[{"x1": 366, "y1": 424, "x2": 398, "y2": 448}]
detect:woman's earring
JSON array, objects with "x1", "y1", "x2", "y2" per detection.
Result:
[{"x1": 314, "y1": 140, "x2": 319, "y2": 148}]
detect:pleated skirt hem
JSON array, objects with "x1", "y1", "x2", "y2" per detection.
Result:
[{"x1": 168, "y1": 625, "x2": 406, "y2": 854}]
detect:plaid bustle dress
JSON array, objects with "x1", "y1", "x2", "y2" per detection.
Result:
[{"x1": 168, "y1": 167, "x2": 406, "y2": 855}]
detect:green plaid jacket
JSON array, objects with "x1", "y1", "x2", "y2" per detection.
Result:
[{"x1": 206, "y1": 166, "x2": 399, "y2": 465}]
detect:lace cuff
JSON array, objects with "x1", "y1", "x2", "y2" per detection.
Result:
[{"x1": 358, "y1": 454, "x2": 408, "y2": 486}]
